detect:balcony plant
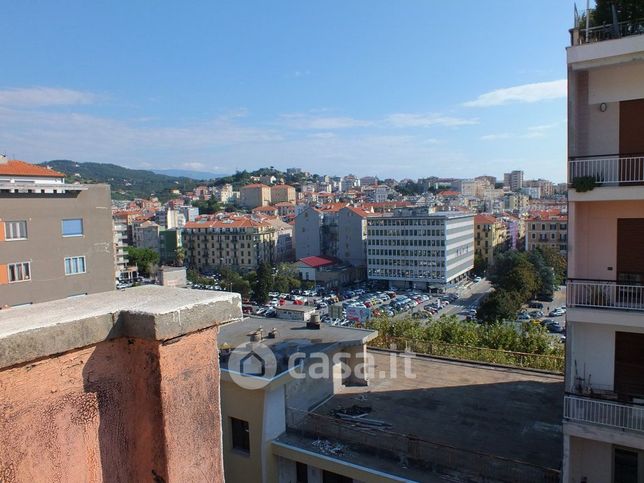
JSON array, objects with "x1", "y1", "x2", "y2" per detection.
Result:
[{"x1": 571, "y1": 175, "x2": 597, "y2": 192}]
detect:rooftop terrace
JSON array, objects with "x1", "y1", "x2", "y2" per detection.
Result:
[{"x1": 280, "y1": 350, "x2": 563, "y2": 482}]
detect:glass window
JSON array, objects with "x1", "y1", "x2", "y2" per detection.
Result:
[
  {"x1": 5, "y1": 220, "x2": 28, "y2": 240},
  {"x1": 64, "y1": 256, "x2": 86, "y2": 275},
  {"x1": 8, "y1": 262, "x2": 31, "y2": 282},
  {"x1": 62, "y1": 219, "x2": 83, "y2": 237}
]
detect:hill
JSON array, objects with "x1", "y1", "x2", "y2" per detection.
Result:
[{"x1": 39, "y1": 160, "x2": 204, "y2": 201}]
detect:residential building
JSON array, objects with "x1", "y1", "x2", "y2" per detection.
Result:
[
  {"x1": 503, "y1": 170, "x2": 524, "y2": 191},
  {"x1": 217, "y1": 316, "x2": 562, "y2": 482},
  {"x1": 525, "y1": 214, "x2": 568, "y2": 255},
  {"x1": 240, "y1": 183, "x2": 271, "y2": 209},
  {"x1": 474, "y1": 214, "x2": 508, "y2": 267},
  {"x1": 367, "y1": 207, "x2": 475, "y2": 289},
  {"x1": 215, "y1": 183, "x2": 234, "y2": 203},
  {"x1": 336, "y1": 206, "x2": 369, "y2": 267},
  {"x1": 0, "y1": 286, "x2": 237, "y2": 482},
  {"x1": 270, "y1": 183, "x2": 295, "y2": 204},
  {"x1": 0, "y1": 158, "x2": 115, "y2": 306},
  {"x1": 293, "y1": 206, "x2": 324, "y2": 261},
  {"x1": 113, "y1": 217, "x2": 130, "y2": 281},
  {"x1": 264, "y1": 217, "x2": 294, "y2": 263},
  {"x1": 133, "y1": 220, "x2": 161, "y2": 252},
  {"x1": 524, "y1": 178, "x2": 555, "y2": 197},
  {"x1": 160, "y1": 228, "x2": 182, "y2": 265},
  {"x1": 183, "y1": 216, "x2": 277, "y2": 272},
  {"x1": 563, "y1": 15, "x2": 644, "y2": 483}
]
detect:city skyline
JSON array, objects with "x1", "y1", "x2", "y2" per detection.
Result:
[{"x1": 1, "y1": 1, "x2": 575, "y2": 181}]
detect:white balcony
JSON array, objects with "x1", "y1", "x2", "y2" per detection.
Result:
[
  {"x1": 569, "y1": 155, "x2": 644, "y2": 201},
  {"x1": 564, "y1": 394, "x2": 644, "y2": 433},
  {"x1": 568, "y1": 280, "x2": 644, "y2": 312}
]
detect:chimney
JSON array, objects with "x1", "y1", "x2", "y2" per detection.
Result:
[
  {"x1": 267, "y1": 328, "x2": 278, "y2": 339},
  {"x1": 306, "y1": 313, "x2": 321, "y2": 330},
  {"x1": 0, "y1": 154, "x2": 8, "y2": 164}
]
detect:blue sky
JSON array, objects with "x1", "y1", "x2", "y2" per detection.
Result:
[{"x1": 0, "y1": 1, "x2": 578, "y2": 181}]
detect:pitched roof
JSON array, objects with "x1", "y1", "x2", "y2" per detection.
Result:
[
  {"x1": 271, "y1": 184, "x2": 294, "y2": 189},
  {"x1": 475, "y1": 214, "x2": 497, "y2": 225},
  {"x1": 0, "y1": 160, "x2": 65, "y2": 178},
  {"x1": 437, "y1": 190, "x2": 460, "y2": 197},
  {"x1": 242, "y1": 183, "x2": 269, "y2": 189},
  {"x1": 298, "y1": 256, "x2": 337, "y2": 268},
  {"x1": 184, "y1": 217, "x2": 270, "y2": 229}
]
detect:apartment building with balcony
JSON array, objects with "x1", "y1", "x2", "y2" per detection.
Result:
[
  {"x1": 0, "y1": 158, "x2": 115, "y2": 306},
  {"x1": 525, "y1": 213, "x2": 568, "y2": 256},
  {"x1": 474, "y1": 213, "x2": 508, "y2": 267},
  {"x1": 183, "y1": 216, "x2": 277, "y2": 272},
  {"x1": 563, "y1": 13, "x2": 644, "y2": 483},
  {"x1": 366, "y1": 207, "x2": 474, "y2": 290}
]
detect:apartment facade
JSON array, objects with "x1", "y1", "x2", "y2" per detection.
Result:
[
  {"x1": 269, "y1": 184, "x2": 296, "y2": 204},
  {"x1": 0, "y1": 159, "x2": 115, "y2": 307},
  {"x1": 366, "y1": 207, "x2": 474, "y2": 289},
  {"x1": 183, "y1": 217, "x2": 277, "y2": 272},
  {"x1": 474, "y1": 213, "x2": 508, "y2": 267},
  {"x1": 503, "y1": 170, "x2": 524, "y2": 191},
  {"x1": 525, "y1": 215, "x2": 568, "y2": 255},
  {"x1": 563, "y1": 17, "x2": 644, "y2": 483},
  {"x1": 240, "y1": 183, "x2": 271, "y2": 209}
]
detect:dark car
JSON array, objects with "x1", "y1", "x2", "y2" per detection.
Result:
[{"x1": 529, "y1": 301, "x2": 544, "y2": 309}]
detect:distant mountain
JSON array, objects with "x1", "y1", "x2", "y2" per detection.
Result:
[
  {"x1": 39, "y1": 160, "x2": 203, "y2": 201},
  {"x1": 152, "y1": 168, "x2": 228, "y2": 180}
]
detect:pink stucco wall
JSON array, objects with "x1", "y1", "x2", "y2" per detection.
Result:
[{"x1": 0, "y1": 327, "x2": 223, "y2": 483}]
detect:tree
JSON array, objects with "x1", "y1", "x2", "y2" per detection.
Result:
[
  {"x1": 126, "y1": 247, "x2": 160, "y2": 277},
  {"x1": 192, "y1": 198, "x2": 222, "y2": 215},
  {"x1": 253, "y1": 262, "x2": 272, "y2": 304},
  {"x1": 538, "y1": 247, "x2": 567, "y2": 286},
  {"x1": 174, "y1": 246, "x2": 186, "y2": 267},
  {"x1": 477, "y1": 290, "x2": 522, "y2": 324},
  {"x1": 592, "y1": 0, "x2": 644, "y2": 26},
  {"x1": 473, "y1": 254, "x2": 488, "y2": 277}
]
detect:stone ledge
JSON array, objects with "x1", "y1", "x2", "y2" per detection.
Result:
[{"x1": 0, "y1": 286, "x2": 241, "y2": 369}]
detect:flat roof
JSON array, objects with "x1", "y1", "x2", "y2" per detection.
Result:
[{"x1": 280, "y1": 350, "x2": 562, "y2": 481}]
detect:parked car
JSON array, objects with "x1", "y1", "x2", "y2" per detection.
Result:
[
  {"x1": 473, "y1": 276, "x2": 482, "y2": 283},
  {"x1": 545, "y1": 320, "x2": 565, "y2": 333},
  {"x1": 549, "y1": 308, "x2": 565, "y2": 317},
  {"x1": 529, "y1": 301, "x2": 544, "y2": 309}
]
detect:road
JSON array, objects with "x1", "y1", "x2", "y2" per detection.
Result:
[{"x1": 439, "y1": 279, "x2": 493, "y2": 319}]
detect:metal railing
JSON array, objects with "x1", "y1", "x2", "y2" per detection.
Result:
[
  {"x1": 567, "y1": 280, "x2": 644, "y2": 311},
  {"x1": 572, "y1": 18, "x2": 644, "y2": 45},
  {"x1": 286, "y1": 407, "x2": 560, "y2": 483},
  {"x1": 569, "y1": 155, "x2": 644, "y2": 186},
  {"x1": 564, "y1": 394, "x2": 644, "y2": 433},
  {"x1": 369, "y1": 336, "x2": 564, "y2": 373}
]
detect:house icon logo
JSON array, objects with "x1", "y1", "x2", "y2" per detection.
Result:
[{"x1": 227, "y1": 341, "x2": 277, "y2": 389}]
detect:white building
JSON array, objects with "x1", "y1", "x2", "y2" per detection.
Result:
[
  {"x1": 563, "y1": 14, "x2": 644, "y2": 483},
  {"x1": 366, "y1": 207, "x2": 474, "y2": 290},
  {"x1": 503, "y1": 170, "x2": 524, "y2": 192}
]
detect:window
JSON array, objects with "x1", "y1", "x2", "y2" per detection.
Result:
[
  {"x1": 8, "y1": 262, "x2": 31, "y2": 282},
  {"x1": 61, "y1": 218, "x2": 83, "y2": 237},
  {"x1": 5, "y1": 220, "x2": 28, "y2": 240},
  {"x1": 65, "y1": 256, "x2": 86, "y2": 275},
  {"x1": 231, "y1": 417, "x2": 250, "y2": 454}
]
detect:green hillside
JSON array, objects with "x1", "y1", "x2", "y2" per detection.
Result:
[{"x1": 39, "y1": 160, "x2": 206, "y2": 201}]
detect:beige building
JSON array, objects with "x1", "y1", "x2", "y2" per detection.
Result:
[
  {"x1": 474, "y1": 214, "x2": 507, "y2": 266},
  {"x1": 270, "y1": 184, "x2": 296, "y2": 204},
  {"x1": 183, "y1": 216, "x2": 277, "y2": 272},
  {"x1": 0, "y1": 158, "x2": 115, "y2": 307},
  {"x1": 240, "y1": 183, "x2": 271, "y2": 209},
  {"x1": 525, "y1": 214, "x2": 568, "y2": 255},
  {"x1": 563, "y1": 14, "x2": 644, "y2": 483}
]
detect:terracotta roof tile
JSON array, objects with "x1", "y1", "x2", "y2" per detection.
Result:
[{"x1": 0, "y1": 160, "x2": 65, "y2": 178}]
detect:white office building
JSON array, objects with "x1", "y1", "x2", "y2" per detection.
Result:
[{"x1": 366, "y1": 207, "x2": 474, "y2": 290}]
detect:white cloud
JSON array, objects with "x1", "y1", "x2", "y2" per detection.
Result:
[
  {"x1": 0, "y1": 87, "x2": 98, "y2": 107},
  {"x1": 480, "y1": 133, "x2": 511, "y2": 141},
  {"x1": 385, "y1": 113, "x2": 478, "y2": 128},
  {"x1": 280, "y1": 114, "x2": 372, "y2": 130},
  {"x1": 463, "y1": 80, "x2": 566, "y2": 107}
]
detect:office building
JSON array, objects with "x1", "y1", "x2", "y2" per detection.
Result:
[{"x1": 367, "y1": 207, "x2": 474, "y2": 289}]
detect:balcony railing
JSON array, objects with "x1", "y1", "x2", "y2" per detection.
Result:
[
  {"x1": 569, "y1": 155, "x2": 644, "y2": 187},
  {"x1": 568, "y1": 280, "x2": 644, "y2": 311},
  {"x1": 571, "y1": 17, "x2": 644, "y2": 45},
  {"x1": 564, "y1": 394, "x2": 644, "y2": 433}
]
